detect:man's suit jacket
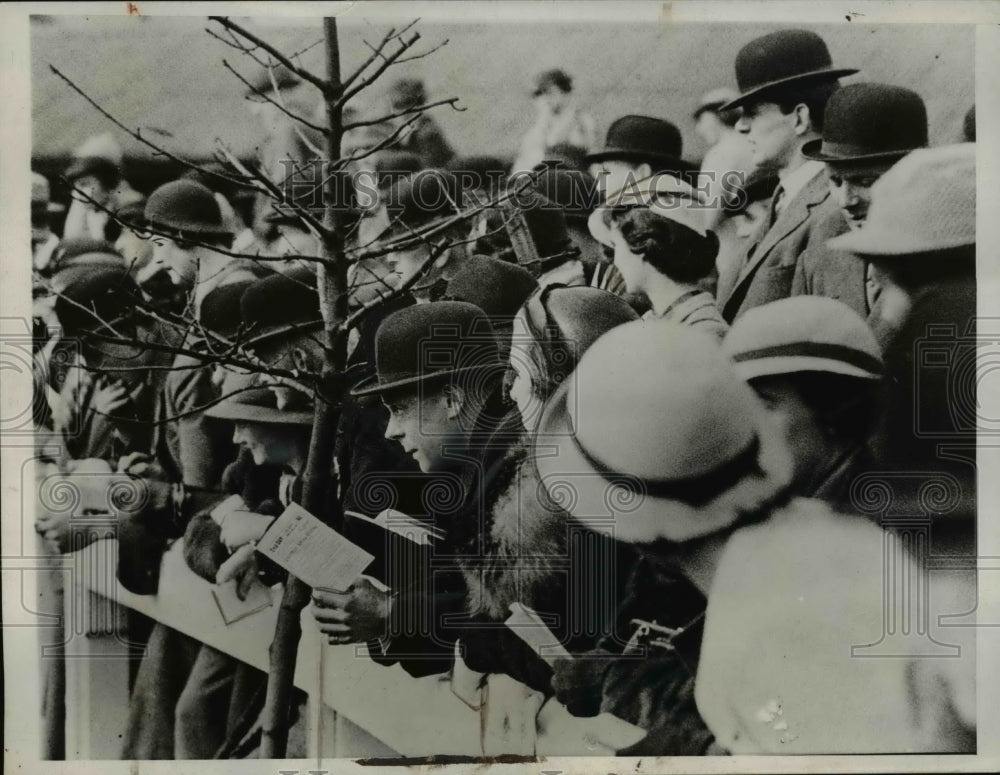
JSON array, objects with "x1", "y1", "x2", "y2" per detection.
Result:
[{"x1": 718, "y1": 170, "x2": 850, "y2": 323}]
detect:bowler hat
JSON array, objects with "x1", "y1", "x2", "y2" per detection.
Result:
[
  {"x1": 585, "y1": 115, "x2": 696, "y2": 174},
  {"x1": 534, "y1": 320, "x2": 792, "y2": 543},
  {"x1": 802, "y1": 83, "x2": 928, "y2": 163},
  {"x1": 245, "y1": 62, "x2": 302, "y2": 97},
  {"x1": 724, "y1": 297, "x2": 883, "y2": 382},
  {"x1": 379, "y1": 169, "x2": 466, "y2": 244},
  {"x1": 720, "y1": 29, "x2": 857, "y2": 112},
  {"x1": 588, "y1": 174, "x2": 709, "y2": 248},
  {"x1": 445, "y1": 254, "x2": 539, "y2": 320},
  {"x1": 533, "y1": 168, "x2": 600, "y2": 224},
  {"x1": 826, "y1": 143, "x2": 975, "y2": 256},
  {"x1": 350, "y1": 301, "x2": 503, "y2": 397},
  {"x1": 201, "y1": 279, "x2": 258, "y2": 340},
  {"x1": 52, "y1": 260, "x2": 139, "y2": 333},
  {"x1": 49, "y1": 238, "x2": 123, "y2": 275},
  {"x1": 502, "y1": 190, "x2": 580, "y2": 272},
  {"x1": 206, "y1": 386, "x2": 314, "y2": 426},
  {"x1": 240, "y1": 265, "x2": 324, "y2": 349},
  {"x1": 533, "y1": 69, "x2": 573, "y2": 96},
  {"x1": 145, "y1": 179, "x2": 233, "y2": 240}
]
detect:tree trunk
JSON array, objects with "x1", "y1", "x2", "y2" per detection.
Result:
[{"x1": 259, "y1": 17, "x2": 346, "y2": 759}]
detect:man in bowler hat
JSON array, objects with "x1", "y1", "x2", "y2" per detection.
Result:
[
  {"x1": 797, "y1": 83, "x2": 929, "y2": 318},
  {"x1": 715, "y1": 29, "x2": 857, "y2": 322},
  {"x1": 586, "y1": 115, "x2": 696, "y2": 198},
  {"x1": 312, "y1": 302, "x2": 522, "y2": 675}
]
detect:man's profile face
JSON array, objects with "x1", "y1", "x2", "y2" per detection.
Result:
[
  {"x1": 150, "y1": 234, "x2": 197, "y2": 288},
  {"x1": 826, "y1": 160, "x2": 894, "y2": 231},
  {"x1": 736, "y1": 101, "x2": 798, "y2": 171},
  {"x1": 382, "y1": 387, "x2": 457, "y2": 473}
]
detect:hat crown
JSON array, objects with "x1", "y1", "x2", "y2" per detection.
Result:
[
  {"x1": 241, "y1": 266, "x2": 322, "y2": 344},
  {"x1": 386, "y1": 170, "x2": 464, "y2": 231},
  {"x1": 724, "y1": 296, "x2": 883, "y2": 379},
  {"x1": 446, "y1": 255, "x2": 538, "y2": 319},
  {"x1": 145, "y1": 179, "x2": 226, "y2": 236},
  {"x1": 374, "y1": 301, "x2": 500, "y2": 388},
  {"x1": 735, "y1": 29, "x2": 836, "y2": 93},
  {"x1": 533, "y1": 286, "x2": 640, "y2": 358},
  {"x1": 867, "y1": 143, "x2": 975, "y2": 250},
  {"x1": 568, "y1": 321, "x2": 761, "y2": 482},
  {"x1": 603, "y1": 115, "x2": 683, "y2": 160},
  {"x1": 821, "y1": 83, "x2": 928, "y2": 155}
]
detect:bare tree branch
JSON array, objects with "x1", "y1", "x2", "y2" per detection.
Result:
[
  {"x1": 341, "y1": 96, "x2": 463, "y2": 132},
  {"x1": 209, "y1": 16, "x2": 333, "y2": 95},
  {"x1": 221, "y1": 59, "x2": 328, "y2": 135}
]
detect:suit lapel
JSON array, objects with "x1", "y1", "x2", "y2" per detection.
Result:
[{"x1": 722, "y1": 171, "x2": 830, "y2": 311}]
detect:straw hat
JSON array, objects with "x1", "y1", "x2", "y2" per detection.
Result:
[{"x1": 587, "y1": 174, "x2": 708, "y2": 248}]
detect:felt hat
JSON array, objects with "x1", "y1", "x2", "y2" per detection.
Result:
[
  {"x1": 825, "y1": 143, "x2": 975, "y2": 256},
  {"x1": 145, "y1": 179, "x2": 233, "y2": 240},
  {"x1": 802, "y1": 83, "x2": 928, "y2": 163},
  {"x1": 350, "y1": 301, "x2": 503, "y2": 397},
  {"x1": 49, "y1": 238, "x2": 124, "y2": 275},
  {"x1": 534, "y1": 320, "x2": 793, "y2": 543},
  {"x1": 114, "y1": 199, "x2": 148, "y2": 230},
  {"x1": 51, "y1": 259, "x2": 139, "y2": 334},
  {"x1": 65, "y1": 156, "x2": 121, "y2": 186},
  {"x1": 389, "y1": 77, "x2": 427, "y2": 109},
  {"x1": 723, "y1": 296, "x2": 883, "y2": 381},
  {"x1": 587, "y1": 174, "x2": 708, "y2": 247},
  {"x1": 200, "y1": 278, "x2": 259, "y2": 340},
  {"x1": 693, "y1": 88, "x2": 740, "y2": 120},
  {"x1": 533, "y1": 69, "x2": 573, "y2": 96},
  {"x1": 240, "y1": 265, "x2": 324, "y2": 349},
  {"x1": 206, "y1": 386, "x2": 314, "y2": 426},
  {"x1": 445, "y1": 254, "x2": 539, "y2": 321},
  {"x1": 501, "y1": 189, "x2": 580, "y2": 272},
  {"x1": 720, "y1": 29, "x2": 857, "y2": 111},
  {"x1": 379, "y1": 169, "x2": 466, "y2": 244},
  {"x1": 585, "y1": 115, "x2": 696, "y2": 175}
]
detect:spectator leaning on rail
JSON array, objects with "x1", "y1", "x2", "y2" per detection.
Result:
[
  {"x1": 715, "y1": 29, "x2": 857, "y2": 322},
  {"x1": 588, "y1": 174, "x2": 728, "y2": 337},
  {"x1": 722, "y1": 296, "x2": 883, "y2": 513},
  {"x1": 311, "y1": 302, "x2": 521, "y2": 676},
  {"x1": 535, "y1": 320, "x2": 974, "y2": 753}
]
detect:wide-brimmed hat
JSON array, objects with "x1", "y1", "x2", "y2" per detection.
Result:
[
  {"x1": 533, "y1": 320, "x2": 793, "y2": 543},
  {"x1": 145, "y1": 179, "x2": 233, "y2": 240},
  {"x1": 240, "y1": 265, "x2": 324, "y2": 350},
  {"x1": 445, "y1": 254, "x2": 539, "y2": 321},
  {"x1": 350, "y1": 301, "x2": 503, "y2": 397},
  {"x1": 206, "y1": 386, "x2": 314, "y2": 426},
  {"x1": 802, "y1": 83, "x2": 928, "y2": 163},
  {"x1": 723, "y1": 296, "x2": 883, "y2": 381},
  {"x1": 825, "y1": 143, "x2": 975, "y2": 256},
  {"x1": 587, "y1": 174, "x2": 708, "y2": 248},
  {"x1": 692, "y1": 88, "x2": 740, "y2": 120},
  {"x1": 720, "y1": 29, "x2": 857, "y2": 112},
  {"x1": 585, "y1": 115, "x2": 696, "y2": 174}
]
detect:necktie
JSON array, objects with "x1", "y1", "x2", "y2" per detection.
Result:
[{"x1": 768, "y1": 184, "x2": 785, "y2": 228}]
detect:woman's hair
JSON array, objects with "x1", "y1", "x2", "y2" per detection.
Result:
[{"x1": 604, "y1": 207, "x2": 719, "y2": 283}]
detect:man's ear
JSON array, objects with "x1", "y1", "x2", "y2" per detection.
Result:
[
  {"x1": 791, "y1": 103, "x2": 813, "y2": 137},
  {"x1": 443, "y1": 384, "x2": 465, "y2": 420},
  {"x1": 635, "y1": 162, "x2": 653, "y2": 181}
]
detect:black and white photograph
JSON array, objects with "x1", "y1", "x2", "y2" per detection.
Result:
[{"x1": 2, "y1": 2, "x2": 999, "y2": 772}]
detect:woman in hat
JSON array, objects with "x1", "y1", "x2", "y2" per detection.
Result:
[
  {"x1": 589, "y1": 176, "x2": 728, "y2": 337},
  {"x1": 722, "y1": 296, "x2": 883, "y2": 512},
  {"x1": 536, "y1": 320, "x2": 972, "y2": 753},
  {"x1": 455, "y1": 286, "x2": 639, "y2": 693}
]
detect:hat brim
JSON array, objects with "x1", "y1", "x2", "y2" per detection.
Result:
[
  {"x1": 349, "y1": 363, "x2": 503, "y2": 398},
  {"x1": 735, "y1": 355, "x2": 882, "y2": 382},
  {"x1": 584, "y1": 150, "x2": 699, "y2": 175},
  {"x1": 532, "y1": 375, "x2": 793, "y2": 544},
  {"x1": 205, "y1": 401, "x2": 314, "y2": 425},
  {"x1": 242, "y1": 320, "x2": 326, "y2": 351},
  {"x1": 720, "y1": 68, "x2": 859, "y2": 112},
  {"x1": 800, "y1": 139, "x2": 915, "y2": 164},
  {"x1": 145, "y1": 218, "x2": 234, "y2": 241},
  {"x1": 826, "y1": 227, "x2": 975, "y2": 257}
]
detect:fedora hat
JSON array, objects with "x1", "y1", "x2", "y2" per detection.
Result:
[
  {"x1": 445, "y1": 254, "x2": 539, "y2": 321},
  {"x1": 802, "y1": 83, "x2": 928, "y2": 163},
  {"x1": 534, "y1": 320, "x2": 792, "y2": 544},
  {"x1": 826, "y1": 143, "x2": 975, "y2": 256},
  {"x1": 145, "y1": 179, "x2": 233, "y2": 240},
  {"x1": 587, "y1": 174, "x2": 708, "y2": 248},
  {"x1": 206, "y1": 386, "x2": 314, "y2": 426},
  {"x1": 350, "y1": 301, "x2": 503, "y2": 397},
  {"x1": 379, "y1": 169, "x2": 467, "y2": 244},
  {"x1": 585, "y1": 115, "x2": 696, "y2": 174},
  {"x1": 720, "y1": 29, "x2": 857, "y2": 112},
  {"x1": 240, "y1": 265, "x2": 324, "y2": 350},
  {"x1": 724, "y1": 296, "x2": 883, "y2": 382}
]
